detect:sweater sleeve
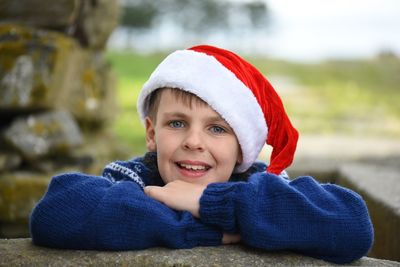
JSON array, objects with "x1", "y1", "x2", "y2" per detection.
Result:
[
  {"x1": 30, "y1": 172, "x2": 221, "y2": 250},
  {"x1": 199, "y1": 172, "x2": 374, "y2": 264}
]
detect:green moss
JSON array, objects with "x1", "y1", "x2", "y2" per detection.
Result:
[
  {"x1": 0, "y1": 23, "x2": 78, "y2": 108},
  {"x1": 0, "y1": 173, "x2": 51, "y2": 222}
]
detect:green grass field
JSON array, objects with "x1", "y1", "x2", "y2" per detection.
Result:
[{"x1": 106, "y1": 50, "x2": 400, "y2": 155}]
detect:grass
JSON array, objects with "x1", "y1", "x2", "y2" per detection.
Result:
[
  {"x1": 249, "y1": 55, "x2": 400, "y2": 136},
  {"x1": 106, "y1": 50, "x2": 400, "y2": 155},
  {"x1": 105, "y1": 51, "x2": 167, "y2": 155}
]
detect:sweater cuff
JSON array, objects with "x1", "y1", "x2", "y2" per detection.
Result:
[
  {"x1": 186, "y1": 220, "x2": 222, "y2": 247},
  {"x1": 199, "y1": 182, "x2": 237, "y2": 233}
]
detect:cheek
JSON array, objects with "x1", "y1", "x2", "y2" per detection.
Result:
[
  {"x1": 155, "y1": 134, "x2": 177, "y2": 161},
  {"x1": 157, "y1": 153, "x2": 173, "y2": 184},
  {"x1": 155, "y1": 132, "x2": 179, "y2": 184},
  {"x1": 220, "y1": 140, "x2": 241, "y2": 164},
  {"x1": 213, "y1": 140, "x2": 241, "y2": 176}
]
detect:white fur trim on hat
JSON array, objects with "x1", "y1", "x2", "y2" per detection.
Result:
[{"x1": 137, "y1": 50, "x2": 268, "y2": 173}]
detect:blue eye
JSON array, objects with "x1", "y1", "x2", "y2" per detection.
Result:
[
  {"x1": 210, "y1": 126, "x2": 226, "y2": 134},
  {"x1": 169, "y1": 120, "x2": 184, "y2": 128}
]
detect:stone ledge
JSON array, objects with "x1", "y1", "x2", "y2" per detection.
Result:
[
  {"x1": 338, "y1": 163, "x2": 400, "y2": 262},
  {"x1": 0, "y1": 238, "x2": 399, "y2": 267}
]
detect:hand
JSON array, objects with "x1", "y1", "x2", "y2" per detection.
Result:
[
  {"x1": 144, "y1": 180, "x2": 206, "y2": 218},
  {"x1": 222, "y1": 233, "x2": 241, "y2": 244}
]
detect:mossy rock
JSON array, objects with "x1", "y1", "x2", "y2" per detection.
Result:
[
  {"x1": 0, "y1": 171, "x2": 52, "y2": 237},
  {"x1": 3, "y1": 110, "x2": 83, "y2": 160},
  {"x1": 0, "y1": 151, "x2": 21, "y2": 172},
  {"x1": 0, "y1": 172, "x2": 50, "y2": 223},
  {"x1": 0, "y1": 23, "x2": 82, "y2": 110},
  {"x1": 0, "y1": 0, "x2": 79, "y2": 28},
  {"x1": 0, "y1": 23, "x2": 117, "y2": 125},
  {"x1": 0, "y1": 0, "x2": 120, "y2": 49},
  {"x1": 65, "y1": 51, "x2": 117, "y2": 126}
]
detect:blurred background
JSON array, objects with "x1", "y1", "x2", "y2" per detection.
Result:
[
  {"x1": 108, "y1": 0, "x2": 400, "y2": 157},
  {"x1": 0, "y1": 0, "x2": 399, "y2": 262}
]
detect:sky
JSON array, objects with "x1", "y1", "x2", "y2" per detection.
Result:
[
  {"x1": 108, "y1": 0, "x2": 400, "y2": 62},
  {"x1": 259, "y1": 0, "x2": 400, "y2": 61}
]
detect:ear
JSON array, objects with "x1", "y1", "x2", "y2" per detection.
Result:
[
  {"x1": 236, "y1": 149, "x2": 243, "y2": 165},
  {"x1": 145, "y1": 117, "x2": 157, "y2": 152}
]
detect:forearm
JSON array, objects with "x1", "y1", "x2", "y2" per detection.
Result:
[
  {"x1": 30, "y1": 173, "x2": 221, "y2": 250},
  {"x1": 199, "y1": 173, "x2": 374, "y2": 264}
]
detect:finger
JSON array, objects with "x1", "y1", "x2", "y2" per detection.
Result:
[{"x1": 144, "y1": 186, "x2": 165, "y2": 202}]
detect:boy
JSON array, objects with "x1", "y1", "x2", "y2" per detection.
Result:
[{"x1": 30, "y1": 45, "x2": 373, "y2": 264}]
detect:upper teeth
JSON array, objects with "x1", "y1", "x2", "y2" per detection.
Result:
[{"x1": 180, "y1": 163, "x2": 207, "y2": 171}]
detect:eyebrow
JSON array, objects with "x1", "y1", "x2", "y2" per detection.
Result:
[
  {"x1": 162, "y1": 112, "x2": 228, "y2": 125},
  {"x1": 207, "y1": 115, "x2": 229, "y2": 125},
  {"x1": 162, "y1": 112, "x2": 189, "y2": 119}
]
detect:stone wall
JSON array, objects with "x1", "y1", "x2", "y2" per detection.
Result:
[
  {"x1": 1, "y1": 239, "x2": 399, "y2": 267},
  {"x1": 0, "y1": 0, "x2": 122, "y2": 238}
]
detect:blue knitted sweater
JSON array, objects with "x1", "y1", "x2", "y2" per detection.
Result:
[{"x1": 30, "y1": 152, "x2": 373, "y2": 264}]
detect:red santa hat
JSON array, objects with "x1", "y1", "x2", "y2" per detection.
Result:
[{"x1": 137, "y1": 45, "x2": 299, "y2": 175}]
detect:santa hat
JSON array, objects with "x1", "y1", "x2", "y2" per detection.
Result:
[{"x1": 137, "y1": 45, "x2": 299, "y2": 175}]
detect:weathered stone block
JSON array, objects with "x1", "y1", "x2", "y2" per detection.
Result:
[
  {"x1": 64, "y1": 51, "x2": 117, "y2": 125},
  {"x1": 0, "y1": 130, "x2": 130, "y2": 238},
  {"x1": 0, "y1": 172, "x2": 50, "y2": 223},
  {"x1": 0, "y1": 222, "x2": 29, "y2": 238},
  {"x1": 0, "y1": 24, "x2": 117, "y2": 124},
  {"x1": 76, "y1": 0, "x2": 120, "y2": 49},
  {"x1": 338, "y1": 163, "x2": 400, "y2": 262},
  {"x1": 0, "y1": 23, "x2": 82, "y2": 111},
  {"x1": 0, "y1": 0, "x2": 79, "y2": 28},
  {"x1": 0, "y1": 0, "x2": 120, "y2": 49},
  {"x1": 3, "y1": 111, "x2": 82, "y2": 160},
  {"x1": 0, "y1": 238, "x2": 399, "y2": 267},
  {"x1": 0, "y1": 171, "x2": 57, "y2": 237},
  {"x1": 0, "y1": 152, "x2": 21, "y2": 172},
  {"x1": 287, "y1": 157, "x2": 340, "y2": 183}
]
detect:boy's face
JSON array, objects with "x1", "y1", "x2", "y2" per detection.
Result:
[{"x1": 145, "y1": 90, "x2": 242, "y2": 186}]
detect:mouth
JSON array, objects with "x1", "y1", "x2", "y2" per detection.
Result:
[{"x1": 175, "y1": 160, "x2": 211, "y2": 177}]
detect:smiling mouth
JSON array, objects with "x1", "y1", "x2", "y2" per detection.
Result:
[{"x1": 176, "y1": 162, "x2": 211, "y2": 172}]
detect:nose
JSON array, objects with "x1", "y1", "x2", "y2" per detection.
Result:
[{"x1": 182, "y1": 128, "x2": 205, "y2": 151}]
